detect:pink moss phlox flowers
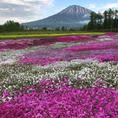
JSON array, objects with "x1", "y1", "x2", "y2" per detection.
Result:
[
  {"x1": 18, "y1": 39, "x2": 118, "y2": 65},
  {"x1": 0, "y1": 35, "x2": 95, "y2": 51},
  {"x1": 104, "y1": 32, "x2": 118, "y2": 36},
  {"x1": 0, "y1": 33, "x2": 117, "y2": 51},
  {"x1": 0, "y1": 79, "x2": 118, "y2": 118},
  {"x1": 65, "y1": 40, "x2": 118, "y2": 52}
]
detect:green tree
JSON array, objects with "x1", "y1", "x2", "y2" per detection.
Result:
[
  {"x1": 103, "y1": 10, "x2": 109, "y2": 29},
  {"x1": 81, "y1": 8, "x2": 118, "y2": 32},
  {"x1": 55, "y1": 27, "x2": 60, "y2": 31},
  {"x1": 3, "y1": 20, "x2": 24, "y2": 32},
  {"x1": 114, "y1": 10, "x2": 118, "y2": 28},
  {"x1": 42, "y1": 27, "x2": 47, "y2": 31},
  {"x1": 0, "y1": 25, "x2": 3, "y2": 32},
  {"x1": 107, "y1": 9, "x2": 114, "y2": 30},
  {"x1": 87, "y1": 12, "x2": 98, "y2": 30},
  {"x1": 96, "y1": 12, "x2": 103, "y2": 29},
  {"x1": 61, "y1": 26, "x2": 67, "y2": 31}
]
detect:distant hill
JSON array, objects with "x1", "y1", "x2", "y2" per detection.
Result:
[{"x1": 22, "y1": 5, "x2": 93, "y2": 29}]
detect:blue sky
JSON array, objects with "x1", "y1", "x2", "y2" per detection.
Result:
[
  {"x1": 44, "y1": 0, "x2": 118, "y2": 17},
  {"x1": 0, "y1": 0, "x2": 118, "y2": 24}
]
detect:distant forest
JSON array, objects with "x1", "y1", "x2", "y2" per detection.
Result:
[{"x1": 80, "y1": 9, "x2": 118, "y2": 32}]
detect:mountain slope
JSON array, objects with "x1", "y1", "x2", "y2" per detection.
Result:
[{"x1": 23, "y1": 5, "x2": 93, "y2": 29}]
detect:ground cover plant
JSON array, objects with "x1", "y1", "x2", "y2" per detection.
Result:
[{"x1": 0, "y1": 32, "x2": 118, "y2": 117}]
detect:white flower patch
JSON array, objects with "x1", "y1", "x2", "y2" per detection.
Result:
[
  {"x1": 96, "y1": 62, "x2": 107, "y2": 67},
  {"x1": 0, "y1": 45, "x2": 45, "y2": 63},
  {"x1": 0, "y1": 58, "x2": 118, "y2": 93},
  {"x1": 0, "y1": 58, "x2": 17, "y2": 65},
  {"x1": 98, "y1": 38, "x2": 113, "y2": 41},
  {"x1": 78, "y1": 67, "x2": 92, "y2": 75}
]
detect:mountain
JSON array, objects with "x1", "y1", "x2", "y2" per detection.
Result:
[{"x1": 23, "y1": 5, "x2": 93, "y2": 29}]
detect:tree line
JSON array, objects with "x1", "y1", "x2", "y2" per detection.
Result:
[
  {"x1": 80, "y1": 9, "x2": 118, "y2": 32},
  {"x1": 0, "y1": 21, "x2": 24, "y2": 32},
  {"x1": 25, "y1": 26, "x2": 78, "y2": 32},
  {"x1": 0, "y1": 20, "x2": 77, "y2": 32}
]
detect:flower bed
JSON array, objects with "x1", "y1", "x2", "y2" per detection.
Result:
[
  {"x1": 0, "y1": 79, "x2": 118, "y2": 118},
  {"x1": 0, "y1": 33, "x2": 118, "y2": 118},
  {"x1": 18, "y1": 36, "x2": 118, "y2": 65}
]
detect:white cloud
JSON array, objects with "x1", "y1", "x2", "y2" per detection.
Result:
[
  {"x1": 1, "y1": 0, "x2": 54, "y2": 7},
  {"x1": 83, "y1": 14, "x2": 90, "y2": 18},
  {"x1": 0, "y1": 8, "x2": 9, "y2": 11},
  {"x1": 88, "y1": 4, "x2": 95, "y2": 9},
  {"x1": 0, "y1": 15, "x2": 45, "y2": 25},
  {"x1": 1, "y1": 0, "x2": 25, "y2": 5},
  {"x1": 88, "y1": 2, "x2": 118, "y2": 12},
  {"x1": 79, "y1": 20, "x2": 90, "y2": 24},
  {"x1": 101, "y1": 3, "x2": 118, "y2": 10},
  {"x1": 0, "y1": 0, "x2": 54, "y2": 24}
]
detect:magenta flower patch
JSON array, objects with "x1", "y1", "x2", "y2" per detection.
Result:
[
  {"x1": 0, "y1": 79, "x2": 118, "y2": 118},
  {"x1": 18, "y1": 38, "x2": 118, "y2": 65}
]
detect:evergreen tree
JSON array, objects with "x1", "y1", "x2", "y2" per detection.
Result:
[
  {"x1": 96, "y1": 12, "x2": 103, "y2": 29},
  {"x1": 114, "y1": 10, "x2": 118, "y2": 28},
  {"x1": 87, "y1": 12, "x2": 97, "y2": 30},
  {"x1": 81, "y1": 8, "x2": 118, "y2": 31},
  {"x1": 103, "y1": 10, "x2": 108, "y2": 29}
]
